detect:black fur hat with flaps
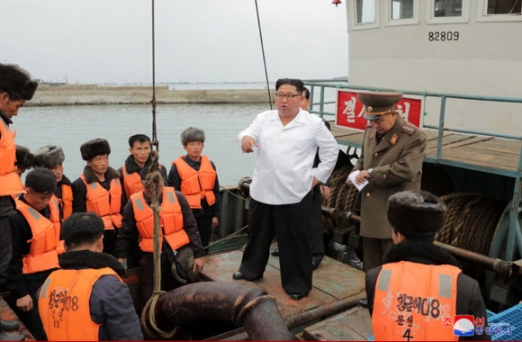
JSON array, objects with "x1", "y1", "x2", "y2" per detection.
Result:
[
  {"x1": 15, "y1": 145, "x2": 34, "y2": 171},
  {"x1": 0, "y1": 64, "x2": 39, "y2": 101},
  {"x1": 181, "y1": 127, "x2": 205, "y2": 145},
  {"x1": 34, "y1": 145, "x2": 65, "y2": 168},
  {"x1": 80, "y1": 138, "x2": 111, "y2": 161},
  {"x1": 386, "y1": 190, "x2": 446, "y2": 237}
]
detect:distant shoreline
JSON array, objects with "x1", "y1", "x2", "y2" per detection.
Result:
[{"x1": 28, "y1": 84, "x2": 274, "y2": 106}]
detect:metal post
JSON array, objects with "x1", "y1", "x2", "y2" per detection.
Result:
[
  {"x1": 319, "y1": 86, "x2": 325, "y2": 118},
  {"x1": 437, "y1": 95, "x2": 446, "y2": 161}
]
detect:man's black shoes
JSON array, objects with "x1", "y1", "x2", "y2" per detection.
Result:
[
  {"x1": 232, "y1": 271, "x2": 245, "y2": 280},
  {"x1": 289, "y1": 293, "x2": 306, "y2": 301},
  {"x1": 271, "y1": 249, "x2": 279, "y2": 257},
  {"x1": 232, "y1": 272, "x2": 263, "y2": 281}
]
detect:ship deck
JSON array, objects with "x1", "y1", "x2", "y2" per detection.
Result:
[
  {"x1": 199, "y1": 244, "x2": 366, "y2": 340},
  {"x1": 330, "y1": 124, "x2": 522, "y2": 178}
]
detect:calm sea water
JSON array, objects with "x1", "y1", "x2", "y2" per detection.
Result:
[
  {"x1": 13, "y1": 103, "x2": 270, "y2": 186},
  {"x1": 13, "y1": 81, "x2": 340, "y2": 186}
]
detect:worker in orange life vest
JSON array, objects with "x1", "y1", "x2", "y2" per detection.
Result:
[
  {"x1": 6, "y1": 169, "x2": 61, "y2": 341},
  {"x1": 119, "y1": 134, "x2": 168, "y2": 203},
  {"x1": 0, "y1": 63, "x2": 38, "y2": 342},
  {"x1": 168, "y1": 127, "x2": 220, "y2": 254},
  {"x1": 365, "y1": 191, "x2": 490, "y2": 341},
  {"x1": 34, "y1": 145, "x2": 73, "y2": 223},
  {"x1": 119, "y1": 134, "x2": 168, "y2": 268},
  {"x1": 116, "y1": 166, "x2": 205, "y2": 305},
  {"x1": 38, "y1": 213, "x2": 143, "y2": 341},
  {"x1": 72, "y1": 138, "x2": 123, "y2": 256}
]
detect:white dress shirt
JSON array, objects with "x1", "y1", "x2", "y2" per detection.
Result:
[{"x1": 238, "y1": 109, "x2": 338, "y2": 205}]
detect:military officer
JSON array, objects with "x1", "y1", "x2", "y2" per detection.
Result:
[{"x1": 347, "y1": 91, "x2": 427, "y2": 273}]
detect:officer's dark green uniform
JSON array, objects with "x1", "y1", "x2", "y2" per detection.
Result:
[{"x1": 352, "y1": 91, "x2": 427, "y2": 272}]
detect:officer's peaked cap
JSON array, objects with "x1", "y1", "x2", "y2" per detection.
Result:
[{"x1": 358, "y1": 91, "x2": 402, "y2": 120}]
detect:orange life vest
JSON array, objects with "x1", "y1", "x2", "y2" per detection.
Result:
[
  {"x1": 59, "y1": 183, "x2": 73, "y2": 221},
  {"x1": 122, "y1": 164, "x2": 143, "y2": 199},
  {"x1": 0, "y1": 120, "x2": 24, "y2": 196},
  {"x1": 16, "y1": 199, "x2": 61, "y2": 274},
  {"x1": 80, "y1": 175, "x2": 122, "y2": 230},
  {"x1": 122, "y1": 163, "x2": 165, "y2": 199},
  {"x1": 172, "y1": 156, "x2": 216, "y2": 209},
  {"x1": 373, "y1": 261, "x2": 461, "y2": 341},
  {"x1": 38, "y1": 267, "x2": 121, "y2": 341},
  {"x1": 131, "y1": 187, "x2": 189, "y2": 252}
]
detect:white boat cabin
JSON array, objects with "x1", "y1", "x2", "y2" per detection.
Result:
[{"x1": 343, "y1": 0, "x2": 522, "y2": 135}]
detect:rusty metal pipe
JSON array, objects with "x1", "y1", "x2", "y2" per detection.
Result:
[
  {"x1": 143, "y1": 282, "x2": 291, "y2": 340},
  {"x1": 434, "y1": 241, "x2": 512, "y2": 277},
  {"x1": 321, "y1": 205, "x2": 360, "y2": 223},
  {"x1": 223, "y1": 291, "x2": 367, "y2": 340}
]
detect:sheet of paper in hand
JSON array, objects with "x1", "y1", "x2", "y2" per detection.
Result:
[{"x1": 348, "y1": 170, "x2": 368, "y2": 191}]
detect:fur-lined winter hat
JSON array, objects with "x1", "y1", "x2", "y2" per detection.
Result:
[
  {"x1": 80, "y1": 138, "x2": 111, "y2": 161},
  {"x1": 33, "y1": 145, "x2": 65, "y2": 168},
  {"x1": 0, "y1": 64, "x2": 39, "y2": 101},
  {"x1": 15, "y1": 145, "x2": 34, "y2": 171},
  {"x1": 387, "y1": 190, "x2": 446, "y2": 237},
  {"x1": 181, "y1": 127, "x2": 205, "y2": 145}
]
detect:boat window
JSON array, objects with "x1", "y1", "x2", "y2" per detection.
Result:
[
  {"x1": 356, "y1": 0, "x2": 376, "y2": 24},
  {"x1": 427, "y1": 0, "x2": 469, "y2": 24},
  {"x1": 351, "y1": 0, "x2": 380, "y2": 30},
  {"x1": 486, "y1": 0, "x2": 521, "y2": 14},
  {"x1": 386, "y1": 0, "x2": 419, "y2": 26},
  {"x1": 391, "y1": 0, "x2": 414, "y2": 19},
  {"x1": 434, "y1": 0, "x2": 463, "y2": 17},
  {"x1": 477, "y1": 0, "x2": 522, "y2": 21}
]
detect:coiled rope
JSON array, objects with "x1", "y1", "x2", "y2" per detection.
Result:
[{"x1": 437, "y1": 192, "x2": 505, "y2": 256}]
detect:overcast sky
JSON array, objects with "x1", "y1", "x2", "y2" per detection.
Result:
[{"x1": 3, "y1": 0, "x2": 349, "y2": 84}]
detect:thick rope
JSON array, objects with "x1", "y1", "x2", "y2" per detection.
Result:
[
  {"x1": 140, "y1": 3, "x2": 166, "y2": 337},
  {"x1": 139, "y1": 151, "x2": 176, "y2": 338},
  {"x1": 436, "y1": 192, "x2": 505, "y2": 285}
]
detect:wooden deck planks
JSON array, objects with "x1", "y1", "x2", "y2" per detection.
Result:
[
  {"x1": 200, "y1": 248, "x2": 366, "y2": 325},
  {"x1": 301, "y1": 306, "x2": 373, "y2": 341},
  {"x1": 331, "y1": 125, "x2": 522, "y2": 174}
]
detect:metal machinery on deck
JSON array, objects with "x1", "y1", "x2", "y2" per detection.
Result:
[{"x1": 303, "y1": 79, "x2": 522, "y2": 311}]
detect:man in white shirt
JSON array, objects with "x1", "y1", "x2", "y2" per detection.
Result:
[{"x1": 233, "y1": 78, "x2": 338, "y2": 300}]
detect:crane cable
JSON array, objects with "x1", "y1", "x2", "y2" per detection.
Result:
[
  {"x1": 140, "y1": 0, "x2": 176, "y2": 338},
  {"x1": 254, "y1": 0, "x2": 272, "y2": 110},
  {"x1": 151, "y1": 0, "x2": 159, "y2": 153}
]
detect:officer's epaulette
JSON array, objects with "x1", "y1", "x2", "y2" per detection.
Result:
[{"x1": 401, "y1": 123, "x2": 417, "y2": 136}]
